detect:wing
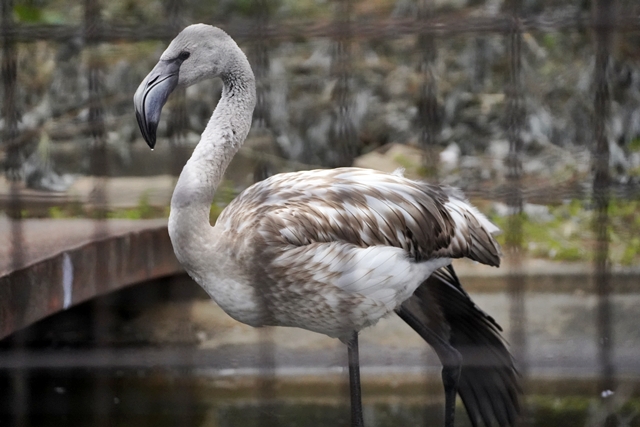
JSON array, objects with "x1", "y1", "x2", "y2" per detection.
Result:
[
  {"x1": 218, "y1": 168, "x2": 501, "y2": 267},
  {"x1": 399, "y1": 265, "x2": 521, "y2": 427},
  {"x1": 215, "y1": 168, "x2": 501, "y2": 338}
]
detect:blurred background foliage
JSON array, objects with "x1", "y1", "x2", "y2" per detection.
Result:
[{"x1": 2, "y1": 0, "x2": 640, "y2": 268}]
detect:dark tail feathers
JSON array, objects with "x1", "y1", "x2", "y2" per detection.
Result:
[{"x1": 397, "y1": 265, "x2": 521, "y2": 427}]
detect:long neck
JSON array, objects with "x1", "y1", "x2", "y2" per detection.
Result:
[{"x1": 169, "y1": 52, "x2": 255, "y2": 275}]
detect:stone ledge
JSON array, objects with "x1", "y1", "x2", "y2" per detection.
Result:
[{"x1": 0, "y1": 218, "x2": 182, "y2": 340}]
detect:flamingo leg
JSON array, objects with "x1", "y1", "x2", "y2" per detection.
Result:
[
  {"x1": 396, "y1": 306, "x2": 462, "y2": 427},
  {"x1": 347, "y1": 331, "x2": 364, "y2": 427},
  {"x1": 441, "y1": 356, "x2": 462, "y2": 427}
]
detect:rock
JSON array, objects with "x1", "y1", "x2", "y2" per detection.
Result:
[
  {"x1": 354, "y1": 143, "x2": 424, "y2": 178},
  {"x1": 439, "y1": 142, "x2": 460, "y2": 172},
  {"x1": 6, "y1": 7, "x2": 640, "y2": 193},
  {"x1": 492, "y1": 202, "x2": 553, "y2": 223}
]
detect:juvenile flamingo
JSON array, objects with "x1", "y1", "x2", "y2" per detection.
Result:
[{"x1": 134, "y1": 24, "x2": 519, "y2": 427}]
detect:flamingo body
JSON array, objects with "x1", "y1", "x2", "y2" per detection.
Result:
[
  {"x1": 195, "y1": 167, "x2": 499, "y2": 340},
  {"x1": 134, "y1": 24, "x2": 519, "y2": 427}
]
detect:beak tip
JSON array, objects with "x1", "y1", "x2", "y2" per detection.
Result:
[
  {"x1": 134, "y1": 60, "x2": 180, "y2": 152},
  {"x1": 135, "y1": 107, "x2": 158, "y2": 150}
]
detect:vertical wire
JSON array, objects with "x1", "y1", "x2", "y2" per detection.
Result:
[
  {"x1": 329, "y1": 0, "x2": 357, "y2": 168},
  {"x1": 162, "y1": 4, "x2": 196, "y2": 423},
  {"x1": 165, "y1": 0, "x2": 189, "y2": 177},
  {"x1": 416, "y1": 1, "x2": 440, "y2": 423},
  {"x1": 1, "y1": 0, "x2": 20, "y2": 181},
  {"x1": 417, "y1": 0, "x2": 439, "y2": 180},
  {"x1": 84, "y1": 0, "x2": 107, "y2": 223},
  {"x1": 250, "y1": 0, "x2": 275, "y2": 182},
  {"x1": 250, "y1": 2, "x2": 278, "y2": 426},
  {"x1": 252, "y1": 0, "x2": 271, "y2": 132},
  {"x1": 2, "y1": 0, "x2": 28, "y2": 425},
  {"x1": 329, "y1": 0, "x2": 359, "y2": 422},
  {"x1": 84, "y1": 0, "x2": 112, "y2": 424},
  {"x1": 473, "y1": 37, "x2": 487, "y2": 92},
  {"x1": 505, "y1": 0, "x2": 528, "y2": 388},
  {"x1": 592, "y1": 0, "x2": 615, "y2": 405}
]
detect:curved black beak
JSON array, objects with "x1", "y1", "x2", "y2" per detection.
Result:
[{"x1": 133, "y1": 59, "x2": 180, "y2": 149}]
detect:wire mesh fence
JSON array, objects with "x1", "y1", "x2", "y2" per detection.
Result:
[{"x1": 1, "y1": 0, "x2": 640, "y2": 426}]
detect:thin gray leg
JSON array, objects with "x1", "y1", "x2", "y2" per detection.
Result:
[
  {"x1": 441, "y1": 359, "x2": 462, "y2": 427},
  {"x1": 396, "y1": 307, "x2": 461, "y2": 427},
  {"x1": 347, "y1": 330, "x2": 364, "y2": 427}
]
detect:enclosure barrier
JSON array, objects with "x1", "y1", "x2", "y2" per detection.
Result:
[{"x1": 1, "y1": 0, "x2": 637, "y2": 425}]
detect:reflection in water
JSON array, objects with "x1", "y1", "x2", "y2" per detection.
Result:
[
  {"x1": 2, "y1": 366, "x2": 440, "y2": 426},
  {"x1": 1, "y1": 366, "x2": 639, "y2": 427},
  {"x1": 1, "y1": 276, "x2": 639, "y2": 426}
]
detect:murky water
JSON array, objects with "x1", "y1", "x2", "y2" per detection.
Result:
[
  {"x1": 1, "y1": 366, "x2": 639, "y2": 427},
  {"x1": 1, "y1": 274, "x2": 639, "y2": 426}
]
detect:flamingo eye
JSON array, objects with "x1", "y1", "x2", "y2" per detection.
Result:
[{"x1": 178, "y1": 51, "x2": 190, "y2": 61}]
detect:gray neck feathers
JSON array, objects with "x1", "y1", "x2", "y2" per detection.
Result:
[{"x1": 169, "y1": 42, "x2": 256, "y2": 271}]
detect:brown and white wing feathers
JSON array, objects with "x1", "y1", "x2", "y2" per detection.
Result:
[
  {"x1": 218, "y1": 168, "x2": 501, "y2": 267},
  {"x1": 213, "y1": 168, "x2": 501, "y2": 338}
]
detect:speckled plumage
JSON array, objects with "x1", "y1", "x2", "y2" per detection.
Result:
[
  {"x1": 135, "y1": 24, "x2": 518, "y2": 427},
  {"x1": 135, "y1": 24, "x2": 502, "y2": 341},
  {"x1": 208, "y1": 167, "x2": 501, "y2": 340}
]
